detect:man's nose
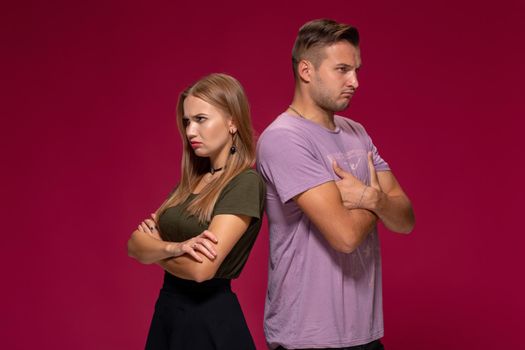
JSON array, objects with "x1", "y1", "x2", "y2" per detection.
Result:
[{"x1": 346, "y1": 72, "x2": 359, "y2": 89}]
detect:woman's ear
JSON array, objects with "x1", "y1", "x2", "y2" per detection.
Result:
[{"x1": 228, "y1": 119, "x2": 237, "y2": 134}]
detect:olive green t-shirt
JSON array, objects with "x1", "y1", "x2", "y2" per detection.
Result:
[{"x1": 158, "y1": 169, "x2": 265, "y2": 279}]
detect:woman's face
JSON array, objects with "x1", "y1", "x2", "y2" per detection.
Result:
[{"x1": 182, "y1": 95, "x2": 235, "y2": 164}]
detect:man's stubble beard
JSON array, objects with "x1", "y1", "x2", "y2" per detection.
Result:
[{"x1": 312, "y1": 77, "x2": 350, "y2": 113}]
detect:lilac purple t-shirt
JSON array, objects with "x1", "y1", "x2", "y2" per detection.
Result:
[{"x1": 257, "y1": 113, "x2": 390, "y2": 349}]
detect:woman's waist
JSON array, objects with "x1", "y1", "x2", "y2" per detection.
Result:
[{"x1": 161, "y1": 272, "x2": 232, "y2": 295}]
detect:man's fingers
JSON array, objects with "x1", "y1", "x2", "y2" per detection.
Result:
[{"x1": 332, "y1": 160, "x2": 348, "y2": 179}]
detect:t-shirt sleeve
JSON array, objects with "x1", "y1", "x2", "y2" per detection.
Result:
[
  {"x1": 212, "y1": 170, "x2": 265, "y2": 219},
  {"x1": 354, "y1": 121, "x2": 390, "y2": 172},
  {"x1": 368, "y1": 138, "x2": 390, "y2": 172},
  {"x1": 257, "y1": 128, "x2": 333, "y2": 203}
]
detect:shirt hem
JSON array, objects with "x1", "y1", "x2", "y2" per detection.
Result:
[
  {"x1": 212, "y1": 208, "x2": 261, "y2": 219},
  {"x1": 268, "y1": 330, "x2": 384, "y2": 349}
]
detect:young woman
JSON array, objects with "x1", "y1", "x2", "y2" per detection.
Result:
[{"x1": 127, "y1": 73, "x2": 265, "y2": 350}]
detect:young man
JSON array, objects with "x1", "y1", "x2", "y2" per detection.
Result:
[{"x1": 257, "y1": 19, "x2": 415, "y2": 350}]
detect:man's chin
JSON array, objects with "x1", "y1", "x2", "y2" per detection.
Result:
[{"x1": 333, "y1": 101, "x2": 350, "y2": 112}]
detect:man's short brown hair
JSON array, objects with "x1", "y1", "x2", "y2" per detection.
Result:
[{"x1": 292, "y1": 19, "x2": 360, "y2": 80}]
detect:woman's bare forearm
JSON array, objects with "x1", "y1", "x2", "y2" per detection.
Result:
[{"x1": 127, "y1": 230, "x2": 176, "y2": 264}]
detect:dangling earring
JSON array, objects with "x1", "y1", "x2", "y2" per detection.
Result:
[{"x1": 229, "y1": 130, "x2": 237, "y2": 155}]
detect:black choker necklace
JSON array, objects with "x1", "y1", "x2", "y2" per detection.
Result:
[{"x1": 210, "y1": 166, "x2": 224, "y2": 175}]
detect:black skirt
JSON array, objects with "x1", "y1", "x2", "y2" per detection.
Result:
[{"x1": 145, "y1": 273, "x2": 255, "y2": 350}]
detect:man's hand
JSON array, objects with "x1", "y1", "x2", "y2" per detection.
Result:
[
  {"x1": 332, "y1": 152, "x2": 381, "y2": 210},
  {"x1": 333, "y1": 152, "x2": 415, "y2": 233}
]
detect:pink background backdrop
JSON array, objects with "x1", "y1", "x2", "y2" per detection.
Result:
[{"x1": 2, "y1": 0, "x2": 524, "y2": 348}]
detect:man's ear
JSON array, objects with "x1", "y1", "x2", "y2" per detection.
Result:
[{"x1": 298, "y1": 59, "x2": 313, "y2": 83}]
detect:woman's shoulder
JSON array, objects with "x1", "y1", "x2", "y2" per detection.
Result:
[
  {"x1": 215, "y1": 168, "x2": 265, "y2": 210},
  {"x1": 237, "y1": 168, "x2": 263, "y2": 179},
  {"x1": 226, "y1": 168, "x2": 266, "y2": 191},
  {"x1": 227, "y1": 168, "x2": 264, "y2": 187}
]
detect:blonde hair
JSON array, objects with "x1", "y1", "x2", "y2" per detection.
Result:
[{"x1": 156, "y1": 73, "x2": 255, "y2": 226}]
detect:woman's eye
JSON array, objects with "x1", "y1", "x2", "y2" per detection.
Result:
[{"x1": 196, "y1": 116, "x2": 206, "y2": 123}]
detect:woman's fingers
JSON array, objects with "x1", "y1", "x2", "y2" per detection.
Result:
[
  {"x1": 144, "y1": 219, "x2": 156, "y2": 231},
  {"x1": 140, "y1": 221, "x2": 151, "y2": 234},
  {"x1": 181, "y1": 244, "x2": 203, "y2": 263},
  {"x1": 179, "y1": 237, "x2": 217, "y2": 261},
  {"x1": 194, "y1": 243, "x2": 216, "y2": 260},
  {"x1": 201, "y1": 230, "x2": 218, "y2": 243},
  {"x1": 175, "y1": 230, "x2": 220, "y2": 262},
  {"x1": 196, "y1": 239, "x2": 217, "y2": 258}
]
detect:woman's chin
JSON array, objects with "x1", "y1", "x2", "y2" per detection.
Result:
[{"x1": 192, "y1": 149, "x2": 209, "y2": 158}]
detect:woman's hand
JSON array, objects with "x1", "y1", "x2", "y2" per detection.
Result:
[
  {"x1": 137, "y1": 213, "x2": 161, "y2": 240},
  {"x1": 137, "y1": 213, "x2": 219, "y2": 263},
  {"x1": 173, "y1": 230, "x2": 219, "y2": 263}
]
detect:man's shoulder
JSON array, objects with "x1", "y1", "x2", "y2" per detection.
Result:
[
  {"x1": 335, "y1": 114, "x2": 366, "y2": 132},
  {"x1": 261, "y1": 113, "x2": 301, "y2": 133},
  {"x1": 258, "y1": 114, "x2": 309, "y2": 145}
]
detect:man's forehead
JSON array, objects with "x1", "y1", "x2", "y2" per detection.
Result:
[{"x1": 322, "y1": 41, "x2": 361, "y2": 64}]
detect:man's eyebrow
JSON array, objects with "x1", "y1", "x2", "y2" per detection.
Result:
[{"x1": 335, "y1": 63, "x2": 363, "y2": 70}]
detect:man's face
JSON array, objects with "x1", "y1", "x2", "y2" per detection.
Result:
[{"x1": 309, "y1": 41, "x2": 361, "y2": 112}]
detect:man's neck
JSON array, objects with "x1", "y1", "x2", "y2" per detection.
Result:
[{"x1": 289, "y1": 94, "x2": 336, "y2": 131}]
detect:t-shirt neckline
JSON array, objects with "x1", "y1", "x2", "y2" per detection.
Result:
[{"x1": 282, "y1": 112, "x2": 341, "y2": 134}]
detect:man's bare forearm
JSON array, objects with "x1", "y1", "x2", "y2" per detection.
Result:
[
  {"x1": 344, "y1": 207, "x2": 378, "y2": 248},
  {"x1": 366, "y1": 189, "x2": 414, "y2": 233}
]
